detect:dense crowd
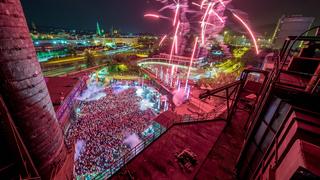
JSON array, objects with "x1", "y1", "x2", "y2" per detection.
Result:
[{"x1": 66, "y1": 86, "x2": 156, "y2": 176}]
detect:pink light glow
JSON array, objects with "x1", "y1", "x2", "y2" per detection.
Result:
[
  {"x1": 218, "y1": 0, "x2": 226, "y2": 7},
  {"x1": 201, "y1": 23, "x2": 208, "y2": 45},
  {"x1": 199, "y1": 21, "x2": 215, "y2": 26},
  {"x1": 169, "y1": 21, "x2": 181, "y2": 86},
  {"x1": 233, "y1": 13, "x2": 260, "y2": 54},
  {"x1": 170, "y1": 65, "x2": 175, "y2": 87},
  {"x1": 201, "y1": 2, "x2": 212, "y2": 25},
  {"x1": 192, "y1": 2, "x2": 201, "y2": 7},
  {"x1": 144, "y1": 14, "x2": 160, "y2": 19},
  {"x1": 159, "y1": 35, "x2": 167, "y2": 46},
  {"x1": 185, "y1": 37, "x2": 198, "y2": 92},
  {"x1": 169, "y1": 21, "x2": 181, "y2": 63},
  {"x1": 210, "y1": 9, "x2": 224, "y2": 23},
  {"x1": 169, "y1": 36, "x2": 176, "y2": 64},
  {"x1": 201, "y1": 2, "x2": 213, "y2": 45},
  {"x1": 175, "y1": 35, "x2": 179, "y2": 54},
  {"x1": 200, "y1": 0, "x2": 207, "y2": 9},
  {"x1": 173, "y1": 21, "x2": 181, "y2": 54},
  {"x1": 173, "y1": 3, "x2": 180, "y2": 26}
]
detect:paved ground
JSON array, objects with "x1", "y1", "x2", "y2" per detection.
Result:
[
  {"x1": 194, "y1": 109, "x2": 249, "y2": 180},
  {"x1": 112, "y1": 120, "x2": 226, "y2": 180},
  {"x1": 111, "y1": 102, "x2": 250, "y2": 180}
]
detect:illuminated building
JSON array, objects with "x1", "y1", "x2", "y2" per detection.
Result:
[
  {"x1": 96, "y1": 21, "x2": 103, "y2": 36},
  {"x1": 272, "y1": 15, "x2": 315, "y2": 49}
]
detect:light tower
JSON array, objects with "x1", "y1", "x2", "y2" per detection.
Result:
[{"x1": 96, "y1": 21, "x2": 102, "y2": 36}]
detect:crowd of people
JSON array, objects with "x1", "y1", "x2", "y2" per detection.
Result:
[{"x1": 66, "y1": 85, "x2": 156, "y2": 176}]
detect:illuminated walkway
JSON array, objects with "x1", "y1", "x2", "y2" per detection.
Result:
[{"x1": 137, "y1": 58, "x2": 198, "y2": 69}]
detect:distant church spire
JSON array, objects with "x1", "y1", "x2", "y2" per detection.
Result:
[
  {"x1": 31, "y1": 21, "x2": 37, "y2": 32},
  {"x1": 96, "y1": 21, "x2": 102, "y2": 36}
]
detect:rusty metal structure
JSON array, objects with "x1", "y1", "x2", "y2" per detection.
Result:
[
  {"x1": 199, "y1": 28, "x2": 320, "y2": 179},
  {"x1": 235, "y1": 32, "x2": 320, "y2": 178},
  {"x1": 200, "y1": 68, "x2": 270, "y2": 126}
]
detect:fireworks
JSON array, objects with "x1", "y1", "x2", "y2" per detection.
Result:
[
  {"x1": 232, "y1": 13, "x2": 260, "y2": 54},
  {"x1": 170, "y1": 21, "x2": 180, "y2": 61},
  {"x1": 143, "y1": 0, "x2": 260, "y2": 93},
  {"x1": 185, "y1": 37, "x2": 199, "y2": 92},
  {"x1": 173, "y1": 3, "x2": 180, "y2": 26},
  {"x1": 200, "y1": 2, "x2": 214, "y2": 45},
  {"x1": 200, "y1": 0, "x2": 207, "y2": 9},
  {"x1": 218, "y1": 0, "x2": 226, "y2": 7},
  {"x1": 144, "y1": 0, "x2": 260, "y2": 57},
  {"x1": 210, "y1": 9, "x2": 224, "y2": 23},
  {"x1": 191, "y1": 2, "x2": 201, "y2": 8},
  {"x1": 159, "y1": 35, "x2": 168, "y2": 46},
  {"x1": 144, "y1": 14, "x2": 160, "y2": 18}
]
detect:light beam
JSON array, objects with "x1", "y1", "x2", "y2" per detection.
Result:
[
  {"x1": 144, "y1": 14, "x2": 160, "y2": 18},
  {"x1": 233, "y1": 13, "x2": 260, "y2": 54},
  {"x1": 218, "y1": 0, "x2": 226, "y2": 7},
  {"x1": 173, "y1": 3, "x2": 180, "y2": 26},
  {"x1": 159, "y1": 35, "x2": 167, "y2": 46},
  {"x1": 185, "y1": 37, "x2": 198, "y2": 92}
]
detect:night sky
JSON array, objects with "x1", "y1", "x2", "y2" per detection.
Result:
[{"x1": 21, "y1": 0, "x2": 320, "y2": 35}]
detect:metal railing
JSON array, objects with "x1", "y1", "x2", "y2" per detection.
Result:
[
  {"x1": 236, "y1": 31, "x2": 320, "y2": 179},
  {"x1": 91, "y1": 124, "x2": 168, "y2": 180},
  {"x1": 275, "y1": 70, "x2": 320, "y2": 92}
]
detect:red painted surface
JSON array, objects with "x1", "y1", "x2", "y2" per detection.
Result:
[
  {"x1": 112, "y1": 121, "x2": 226, "y2": 179},
  {"x1": 46, "y1": 77, "x2": 80, "y2": 111}
]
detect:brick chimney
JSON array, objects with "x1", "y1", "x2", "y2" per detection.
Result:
[{"x1": 0, "y1": 0, "x2": 68, "y2": 178}]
